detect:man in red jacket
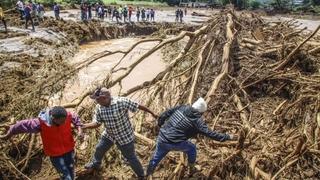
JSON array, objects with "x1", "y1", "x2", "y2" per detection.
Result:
[{"x1": 0, "y1": 106, "x2": 83, "y2": 180}]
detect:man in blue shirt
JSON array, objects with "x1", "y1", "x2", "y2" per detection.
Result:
[
  {"x1": 53, "y1": 3, "x2": 60, "y2": 20},
  {"x1": 146, "y1": 97, "x2": 237, "y2": 177}
]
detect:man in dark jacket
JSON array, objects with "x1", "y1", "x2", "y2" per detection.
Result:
[{"x1": 146, "y1": 97, "x2": 237, "y2": 176}]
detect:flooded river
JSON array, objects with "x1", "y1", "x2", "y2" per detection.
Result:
[{"x1": 50, "y1": 38, "x2": 166, "y2": 105}]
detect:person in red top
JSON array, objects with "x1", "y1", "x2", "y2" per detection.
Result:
[
  {"x1": 0, "y1": 106, "x2": 83, "y2": 180},
  {"x1": 128, "y1": 6, "x2": 133, "y2": 22}
]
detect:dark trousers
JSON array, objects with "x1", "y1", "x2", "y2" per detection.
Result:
[
  {"x1": 25, "y1": 16, "x2": 35, "y2": 31},
  {"x1": 81, "y1": 11, "x2": 87, "y2": 21},
  {"x1": 50, "y1": 150, "x2": 75, "y2": 180},
  {"x1": 19, "y1": 9, "x2": 25, "y2": 20},
  {"x1": 90, "y1": 136, "x2": 144, "y2": 177},
  {"x1": 88, "y1": 10, "x2": 92, "y2": 19},
  {"x1": 1, "y1": 18, "x2": 7, "y2": 32},
  {"x1": 147, "y1": 140, "x2": 197, "y2": 175},
  {"x1": 54, "y1": 12, "x2": 60, "y2": 20}
]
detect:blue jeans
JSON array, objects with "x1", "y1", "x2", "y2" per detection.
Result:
[
  {"x1": 50, "y1": 150, "x2": 75, "y2": 180},
  {"x1": 90, "y1": 136, "x2": 144, "y2": 177},
  {"x1": 54, "y1": 12, "x2": 60, "y2": 20},
  {"x1": 147, "y1": 140, "x2": 197, "y2": 175}
]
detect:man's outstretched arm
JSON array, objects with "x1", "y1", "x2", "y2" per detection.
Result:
[
  {"x1": 138, "y1": 105, "x2": 158, "y2": 119},
  {"x1": 82, "y1": 122, "x2": 101, "y2": 130},
  {"x1": 0, "y1": 119, "x2": 41, "y2": 140},
  {"x1": 195, "y1": 118, "x2": 236, "y2": 142}
]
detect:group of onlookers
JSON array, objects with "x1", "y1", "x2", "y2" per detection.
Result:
[
  {"x1": 175, "y1": 8, "x2": 187, "y2": 23},
  {"x1": 135, "y1": 7, "x2": 156, "y2": 22},
  {"x1": 79, "y1": 2, "x2": 157, "y2": 23},
  {"x1": 0, "y1": 1, "x2": 190, "y2": 33},
  {"x1": 0, "y1": 0, "x2": 60, "y2": 32},
  {"x1": 14, "y1": 0, "x2": 60, "y2": 32}
]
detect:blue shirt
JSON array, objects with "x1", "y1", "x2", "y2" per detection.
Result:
[
  {"x1": 53, "y1": 5, "x2": 59, "y2": 13},
  {"x1": 24, "y1": 6, "x2": 31, "y2": 17}
]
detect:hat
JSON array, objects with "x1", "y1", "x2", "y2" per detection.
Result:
[
  {"x1": 90, "y1": 87, "x2": 109, "y2": 99},
  {"x1": 192, "y1": 97, "x2": 207, "y2": 113}
]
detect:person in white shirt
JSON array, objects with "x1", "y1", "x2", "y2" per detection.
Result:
[{"x1": 16, "y1": 0, "x2": 25, "y2": 20}]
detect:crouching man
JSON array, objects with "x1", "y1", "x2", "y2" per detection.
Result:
[{"x1": 147, "y1": 97, "x2": 237, "y2": 176}]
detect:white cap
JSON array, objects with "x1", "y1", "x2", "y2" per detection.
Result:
[{"x1": 192, "y1": 97, "x2": 207, "y2": 113}]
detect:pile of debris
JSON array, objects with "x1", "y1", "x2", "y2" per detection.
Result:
[
  {"x1": 0, "y1": 9, "x2": 319, "y2": 179},
  {"x1": 74, "y1": 9, "x2": 320, "y2": 179}
]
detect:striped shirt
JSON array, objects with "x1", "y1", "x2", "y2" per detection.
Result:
[
  {"x1": 158, "y1": 105, "x2": 230, "y2": 143},
  {"x1": 93, "y1": 97, "x2": 139, "y2": 145}
]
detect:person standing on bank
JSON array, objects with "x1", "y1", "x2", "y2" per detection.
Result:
[
  {"x1": 146, "y1": 97, "x2": 238, "y2": 176},
  {"x1": 16, "y1": 0, "x2": 25, "y2": 20},
  {"x1": 24, "y1": 2, "x2": 35, "y2": 32},
  {"x1": 128, "y1": 6, "x2": 133, "y2": 22},
  {"x1": 53, "y1": 2, "x2": 60, "y2": 20},
  {"x1": 82, "y1": 87, "x2": 158, "y2": 179},
  {"x1": 0, "y1": 106, "x2": 84, "y2": 180},
  {"x1": 136, "y1": 7, "x2": 140, "y2": 22},
  {"x1": 37, "y1": 3, "x2": 45, "y2": 22},
  {"x1": 0, "y1": 5, "x2": 8, "y2": 33}
]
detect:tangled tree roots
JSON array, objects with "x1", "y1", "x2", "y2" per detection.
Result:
[{"x1": 1, "y1": 9, "x2": 320, "y2": 179}]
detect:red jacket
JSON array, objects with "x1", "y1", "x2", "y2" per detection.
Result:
[{"x1": 40, "y1": 112, "x2": 75, "y2": 157}]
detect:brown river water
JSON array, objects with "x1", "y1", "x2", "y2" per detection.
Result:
[{"x1": 49, "y1": 37, "x2": 166, "y2": 106}]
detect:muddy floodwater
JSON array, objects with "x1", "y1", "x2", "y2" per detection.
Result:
[{"x1": 50, "y1": 38, "x2": 166, "y2": 105}]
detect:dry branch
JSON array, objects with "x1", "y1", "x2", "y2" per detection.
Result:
[
  {"x1": 205, "y1": 13, "x2": 235, "y2": 103},
  {"x1": 273, "y1": 25, "x2": 320, "y2": 71}
]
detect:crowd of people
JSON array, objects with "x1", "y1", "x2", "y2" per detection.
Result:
[
  {"x1": 0, "y1": 87, "x2": 237, "y2": 179},
  {"x1": 0, "y1": 1, "x2": 191, "y2": 33},
  {"x1": 12, "y1": 0, "x2": 59, "y2": 32},
  {"x1": 0, "y1": 0, "x2": 60, "y2": 32},
  {"x1": 175, "y1": 8, "x2": 186, "y2": 23},
  {"x1": 79, "y1": 2, "x2": 157, "y2": 23},
  {"x1": 15, "y1": 0, "x2": 52, "y2": 32}
]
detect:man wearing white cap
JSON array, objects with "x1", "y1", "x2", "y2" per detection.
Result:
[{"x1": 146, "y1": 97, "x2": 237, "y2": 176}]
